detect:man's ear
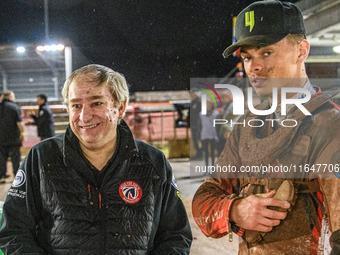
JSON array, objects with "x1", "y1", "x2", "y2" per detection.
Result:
[
  {"x1": 118, "y1": 100, "x2": 128, "y2": 118},
  {"x1": 297, "y1": 39, "x2": 310, "y2": 63}
]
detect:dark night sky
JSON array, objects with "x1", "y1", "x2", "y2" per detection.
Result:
[{"x1": 1, "y1": 0, "x2": 298, "y2": 92}]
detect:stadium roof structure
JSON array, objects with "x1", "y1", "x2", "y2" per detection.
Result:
[
  {"x1": 0, "y1": 42, "x2": 87, "y2": 102},
  {"x1": 298, "y1": 0, "x2": 340, "y2": 62},
  {"x1": 0, "y1": 43, "x2": 65, "y2": 74}
]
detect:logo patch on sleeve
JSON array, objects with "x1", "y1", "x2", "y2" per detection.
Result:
[
  {"x1": 176, "y1": 190, "x2": 182, "y2": 200},
  {"x1": 119, "y1": 181, "x2": 142, "y2": 204},
  {"x1": 171, "y1": 174, "x2": 179, "y2": 190},
  {"x1": 12, "y1": 169, "x2": 26, "y2": 188}
]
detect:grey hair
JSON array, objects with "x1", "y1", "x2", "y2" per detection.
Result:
[{"x1": 61, "y1": 64, "x2": 130, "y2": 121}]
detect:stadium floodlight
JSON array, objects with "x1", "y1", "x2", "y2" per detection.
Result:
[
  {"x1": 333, "y1": 45, "x2": 340, "y2": 54},
  {"x1": 36, "y1": 44, "x2": 65, "y2": 52},
  {"x1": 16, "y1": 46, "x2": 26, "y2": 53}
]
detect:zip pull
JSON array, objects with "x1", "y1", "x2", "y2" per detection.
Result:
[
  {"x1": 99, "y1": 193, "x2": 102, "y2": 209},
  {"x1": 87, "y1": 184, "x2": 91, "y2": 200}
]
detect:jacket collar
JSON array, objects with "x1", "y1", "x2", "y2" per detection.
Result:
[
  {"x1": 62, "y1": 119, "x2": 138, "y2": 172},
  {"x1": 39, "y1": 102, "x2": 47, "y2": 109},
  {"x1": 1, "y1": 99, "x2": 14, "y2": 103}
]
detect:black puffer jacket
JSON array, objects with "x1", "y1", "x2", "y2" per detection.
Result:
[{"x1": 0, "y1": 122, "x2": 192, "y2": 254}]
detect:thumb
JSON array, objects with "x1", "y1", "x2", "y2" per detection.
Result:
[{"x1": 257, "y1": 190, "x2": 276, "y2": 198}]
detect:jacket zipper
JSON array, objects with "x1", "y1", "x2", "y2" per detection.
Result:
[
  {"x1": 98, "y1": 192, "x2": 102, "y2": 209},
  {"x1": 98, "y1": 191, "x2": 106, "y2": 254},
  {"x1": 88, "y1": 184, "x2": 102, "y2": 209},
  {"x1": 88, "y1": 184, "x2": 105, "y2": 253},
  {"x1": 87, "y1": 184, "x2": 91, "y2": 200}
]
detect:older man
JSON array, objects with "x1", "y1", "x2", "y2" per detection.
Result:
[
  {"x1": 0, "y1": 64, "x2": 192, "y2": 254},
  {"x1": 192, "y1": 1, "x2": 340, "y2": 254}
]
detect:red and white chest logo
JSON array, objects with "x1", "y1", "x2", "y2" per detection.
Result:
[{"x1": 119, "y1": 181, "x2": 143, "y2": 204}]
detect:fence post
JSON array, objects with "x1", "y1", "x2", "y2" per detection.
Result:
[{"x1": 161, "y1": 108, "x2": 165, "y2": 148}]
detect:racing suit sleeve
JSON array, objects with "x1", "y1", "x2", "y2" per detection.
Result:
[
  {"x1": 316, "y1": 133, "x2": 340, "y2": 255},
  {"x1": 192, "y1": 178, "x2": 241, "y2": 238},
  {"x1": 151, "y1": 159, "x2": 192, "y2": 255},
  {"x1": 0, "y1": 148, "x2": 47, "y2": 254},
  {"x1": 192, "y1": 124, "x2": 243, "y2": 238},
  {"x1": 319, "y1": 178, "x2": 340, "y2": 255}
]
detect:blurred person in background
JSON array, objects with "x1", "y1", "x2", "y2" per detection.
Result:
[
  {"x1": 189, "y1": 88, "x2": 202, "y2": 159},
  {"x1": 0, "y1": 91, "x2": 24, "y2": 183},
  {"x1": 25, "y1": 94, "x2": 55, "y2": 141},
  {"x1": 0, "y1": 64, "x2": 192, "y2": 254},
  {"x1": 127, "y1": 106, "x2": 149, "y2": 142},
  {"x1": 200, "y1": 99, "x2": 219, "y2": 169},
  {"x1": 192, "y1": 1, "x2": 340, "y2": 254},
  {"x1": 215, "y1": 90, "x2": 237, "y2": 155}
]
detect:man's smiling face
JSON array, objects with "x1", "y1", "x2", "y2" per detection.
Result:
[{"x1": 68, "y1": 75, "x2": 124, "y2": 151}]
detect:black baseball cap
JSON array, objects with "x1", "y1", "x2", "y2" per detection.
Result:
[{"x1": 222, "y1": 0, "x2": 306, "y2": 58}]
